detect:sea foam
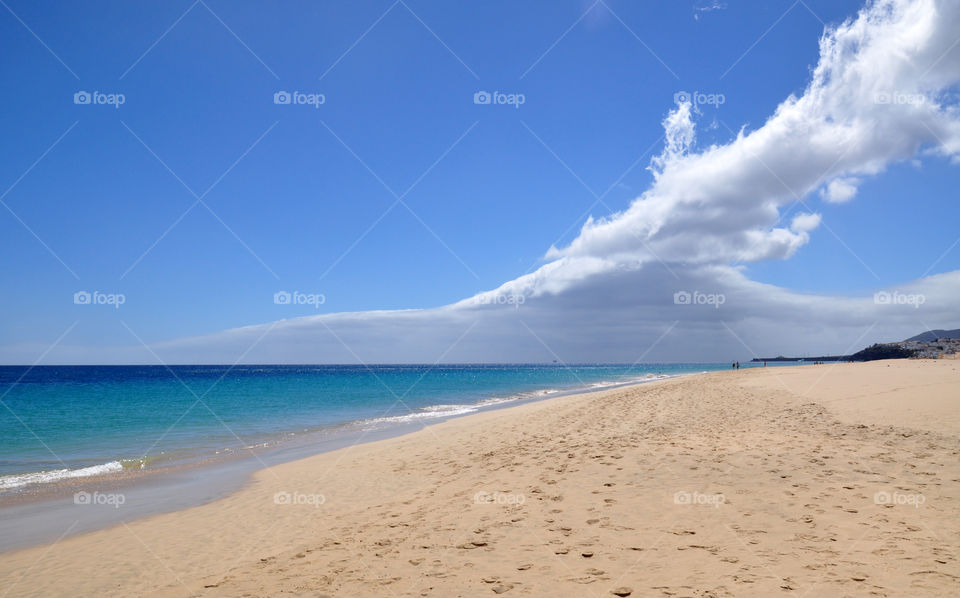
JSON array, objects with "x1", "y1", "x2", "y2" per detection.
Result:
[{"x1": 0, "y1": 461, "x2": 124, "y2": 490}]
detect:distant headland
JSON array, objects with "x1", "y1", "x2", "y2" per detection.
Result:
[{"x1": 752, "y1": 329, "x2": 960, "y2": 363}]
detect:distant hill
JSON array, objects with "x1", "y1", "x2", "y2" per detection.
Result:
[
  {"x1": 752, "y1": 327, "x2": 960, "y2": 363},
  {"x1": 904, "y1": 329, "x2": 960, "y2": 342},
  {"x1": 846, "y1": 343, "x2": 916, "y2": 362}
]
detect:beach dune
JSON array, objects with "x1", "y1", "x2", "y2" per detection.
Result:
[{"x1": 1, "y1": 360, "x2": 958, "y2": 597}]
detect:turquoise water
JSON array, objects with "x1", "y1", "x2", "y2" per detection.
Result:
[{"x1": 0, "y1": 364, "x2": 738, "y2": 489}]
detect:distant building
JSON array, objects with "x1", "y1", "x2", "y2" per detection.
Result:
[{"x1": 893, "y1": 338, "x2": 960, "y2": 359}]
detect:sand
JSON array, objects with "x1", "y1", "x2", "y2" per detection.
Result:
[{"x1": 1, "y1": 359, "x2": 958, "y2": 597}]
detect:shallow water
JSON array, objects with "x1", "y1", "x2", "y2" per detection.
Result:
[{"x1": 0, "y1": 363, "x2": 736, "y2": 490}]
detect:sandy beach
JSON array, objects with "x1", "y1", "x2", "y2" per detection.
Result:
[{"x1": 1, "y1": 359, "x2": 958, "y2": 597}]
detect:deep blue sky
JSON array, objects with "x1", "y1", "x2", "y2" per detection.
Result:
[{"x1": 1, "y1": 0, "x2": 956, "y2": 350}]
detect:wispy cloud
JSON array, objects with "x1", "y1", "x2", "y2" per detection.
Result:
[{"x1": 694, "y1": 0, "x2": 728, "y2": 21}]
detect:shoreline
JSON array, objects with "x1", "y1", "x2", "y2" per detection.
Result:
[
  {"x1": 0, "y1": 370, "x2": 692, "y2": 553},
  {"x1": 2, "y1": 359, "x2": 956, "y2": 597},
  {"x1": 0, "y1": 365, "x2": 706, "y2": 495}
]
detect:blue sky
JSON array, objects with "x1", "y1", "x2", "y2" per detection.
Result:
[{"x1": 2, "y1": 0, "x2": 958, "y2": 363}]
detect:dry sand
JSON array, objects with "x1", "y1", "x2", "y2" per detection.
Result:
[{"x1": 1, "y1": 359, "x2": 958, "y2": 597}]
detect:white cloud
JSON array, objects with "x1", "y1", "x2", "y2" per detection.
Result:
[
  {"x1": 547, "y1": 0, "x2": 960, "y2": 278},
  {"x1": 649, "y1": 98, "x2": 696, "y2": 177},
  {"x1": 9, "y1": 267, "x2": 957, "y2": 364},
  {"x1": 821, "y1": 177, "x2": 860, "y2": 203},
  {"x1": 790, "y1": 212, "x2": 822, "y2": 234},
  {"x1": 694, "y1": 0, "x2": 728, "y2": 20}
]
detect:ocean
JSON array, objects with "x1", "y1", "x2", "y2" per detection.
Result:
[{"x1": 0, "y1": 363, "x2": 740, "y2": 491}]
